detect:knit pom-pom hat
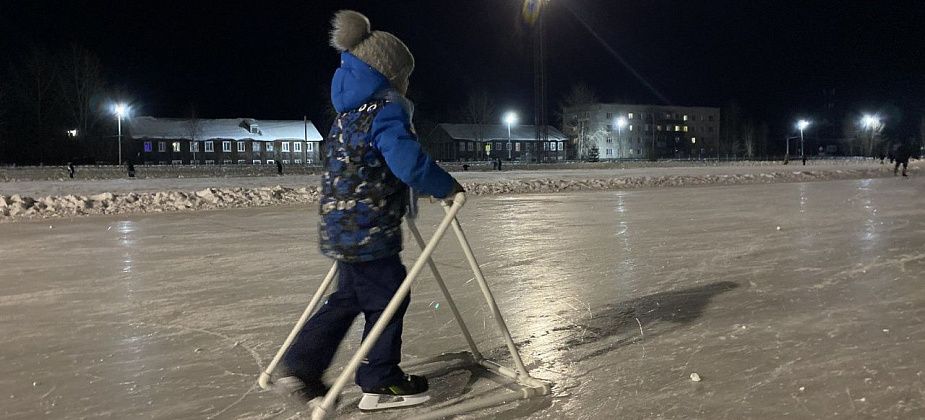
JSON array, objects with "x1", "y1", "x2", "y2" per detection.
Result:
[{"x1": 330, "y1": 10, "x2": 414, "y2": 94}]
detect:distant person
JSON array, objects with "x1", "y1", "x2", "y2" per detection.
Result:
[
  {"x1": 67, "y1": 162, "x2": 75, "y2": 179},
  {"x1": 276, "y1": 160, "x2": 283, "y2": 176},
  {"x1": 462, "y1": 163, "x2": 469, "y2": 171},
  {"x1": 893, "y1": 143, "x2": 911, "y2": 177},
  {"x1": 491, "y1": 159, "x2": 498, "y2": 170},
  {"x1": 801, "y1": 155, "x2": 806, "y2": 166},
  {"x1": 127, "y1": 162, "x2": 136, "y2": 178},
  {"x1": 878, "y1": 152, "x2": 886, "y2": 164},
  {"x1": 496, "y1": 157, "x2": 503, "y2": 171}
]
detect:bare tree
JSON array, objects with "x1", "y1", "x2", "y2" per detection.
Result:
[
  {"x1": 559, "y1": 83, "x2": 599, "y2": 160},
  {"x1": 186, "y1": 106, "x2": 203, "y2": 162},
  {"x1": 7, "y1": 46, "x2": 61, "y2": 162},
  {"x1": 58, "y1": 45, "x2": 105, "y2": 137}
]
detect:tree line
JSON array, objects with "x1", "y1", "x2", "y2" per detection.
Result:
[{"x1": 0, "y1": 45, "x2": 118, "y2": 165}]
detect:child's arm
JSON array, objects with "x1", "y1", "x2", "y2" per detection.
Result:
[{"x1": 372, "y1": 102, "x2": 457, "y2": 198}]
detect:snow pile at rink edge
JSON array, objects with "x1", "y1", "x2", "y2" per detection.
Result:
[{"x1": 0, "y1": 165, "x2": 911, "y2": 222}]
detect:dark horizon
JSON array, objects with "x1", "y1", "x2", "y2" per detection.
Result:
[{"x1": 4, "y1": 0, "x2": 925, "y2": 138}]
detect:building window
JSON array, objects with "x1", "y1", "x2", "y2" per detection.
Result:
[
  {"x1": 282, "y1": 142, "x2": 290, "y2": 152},
  {"x1": 656, "y1": 125, "x2": 663, "y2": 131},
  {"x1": 171, "y1": 160, "x2": 182, "y2": 165},
  {"x1": 683, "y1": 114, "x2": 689, "y2": 121},
  {"x1": 606, "y1": 124, "x2": 613, "y2": 132},
  {"x1": 266, "y1": 159, "x2": 275, "y2": 164},
  {"x1": 628, "y1": 112, "x2": 634, "y2": 119},
  {"x1": 253, "y1": 142, "x2": 261, "y2": 152},
  {"x1": 172, "y1": 142, "x2": 181, "y2": 152},
  {"x1": 205, "y1": 159, "x2": 215, "y2": 165},
  {"x1": 294, "y1": 142, "x2": 302, "y2": 152},
  {"x1": 237, "y1": 159, "x2": 245, "y2": 164},
  {"x1": 266, "y1": 143, "x2": 274, "y2": 152},
  {"x1": 606, "y1": 137, "x2": 613, "y2": 143},
  {"x1": 495, "y1": 142, "x2": 502, "y2": 150},
  {"x1": 144, "y1": 142, "x2": 152, "y2": 152},
  {"x1": 459, "y1": 142, "x2": 466, "y2": 151},
  {"x1": 307, "y1": 142, "x2": 314, "y2": 152},
  {"x1": 606, "y1": 149, "x2": 613, "y2": 156},
  {"x1": 222, "y1": 141, "x2": 231, "y2": 152},
  {"x1": 158, "y1": 141, "x2": 166, "y2": 152},
  {"x1": 205, "y1": 141, "x2": 214, "y2": 152},
  {"x1": 252, "y1": 160, "x2": 261, "y2": 164},
  {"x1": 294, "y1": 159, "x2": 302, "y2": 164},
  {"x1": 190, "y1": 142, "x2": 200, "y2": 152},
  {"x1": 468, "y1": 142, "x2": 475, "y2": 151},
  {"x1": 683, "y1": 126, "x2": 689, "y2": 132},
  {"x1": 282, "y1": 160, "x2": 290, "y2": 164},
  {"x1": 629, "y1": 124, "x2": 634, "y2": 131},
  {"x1": 237, "y1": 141, "x2": 246, "y2": 152},
  {"x1": 515, "y1": 142, "x2": 521, "y2": 151},
  {"x1": 674, "y1": 125, "x2": 681, "y2": 132},
  {"x1": 606, "y1": 112, "x2": 612, "y2": 119},
  {"x1": 223, "y1": 159, "x2": 232, "y2": 165}
]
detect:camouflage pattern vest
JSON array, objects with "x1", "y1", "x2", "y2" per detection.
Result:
[{"x1": 319, "y1": 99, "x2": 407, "y2": 262}]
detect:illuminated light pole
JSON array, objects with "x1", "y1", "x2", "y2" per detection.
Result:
[
  {"x1": 113, "y1": 103, "x2": 129, "y2": 165},
  {"x1": 503, "y1": 111, "x2": 518, "y2": 160},
  {"x1": 861, "y1": 114, "x2": 880, "y2": 157},
  {"x1": 797, "y1": 119, "x2": 810, "y2": 164},
  {"x1": 615, "y1": 116, "x2": 627, "y2": 158}
]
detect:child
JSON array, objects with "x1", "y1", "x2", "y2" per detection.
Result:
[{"x1": 275, "y1": 10, "x2": 464, "y2": 411}]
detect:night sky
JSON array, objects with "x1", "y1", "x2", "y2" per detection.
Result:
[{"x1": 4, "y1": 1, "x2": 925, "y2": 135}]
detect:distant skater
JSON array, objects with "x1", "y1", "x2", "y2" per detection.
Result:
[
  {"x1": 496, "y1": 157, "x2": 503, "y2": 171},
  {"x1": 893, "y1": 143, "x2": 911, "y2": 177},
  {"x1": 276, "y1": 160, "x2": 283, "y2": 176},
  {"x1": 67, "y1": 162, "x2": 75, "y2": 179},
  {"x1": 127, "y1": 161, "x2": 136, "y2": 178}
]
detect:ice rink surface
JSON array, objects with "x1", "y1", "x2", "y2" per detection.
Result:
[{"x1": 1, "y1": 176, "x2": 924, "y2": 419}]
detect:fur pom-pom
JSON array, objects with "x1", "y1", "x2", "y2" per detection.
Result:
[{"x1": 330, "y1": 10, "x2": 371, "y2": 51}]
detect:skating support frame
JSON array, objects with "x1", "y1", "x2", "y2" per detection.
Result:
[{"x1": 256, "y1": 193, "x2": 550, "y2": 419}]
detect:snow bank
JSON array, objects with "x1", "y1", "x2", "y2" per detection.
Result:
[{"x1": 0, "y1": 165, "x2": 912, "y2": 222}]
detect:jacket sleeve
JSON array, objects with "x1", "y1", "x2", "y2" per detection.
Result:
[{"x1": 371, "y1": 102, "x2": 455, "y2": 198}]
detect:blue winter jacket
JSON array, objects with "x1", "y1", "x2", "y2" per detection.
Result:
[{"x1": 319, "y1": 52, "x2": 455, "y2": 262}]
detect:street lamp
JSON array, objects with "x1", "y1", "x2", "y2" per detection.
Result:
[
  {"x1": 797, "y1": 119, "x2": 810, "y2": 164},
  {"x1": 112, "y1": 103, "x2": 130, "y2": 165},
  {"x1": 503, "y1": 111, "x2": 517, "y2": 160},
  {"x1": 861, "y1": 114, "x2": 880, "y2": 157},
  {"x1": 615, "y1": 117, "x2": 627, "y2": 158}
]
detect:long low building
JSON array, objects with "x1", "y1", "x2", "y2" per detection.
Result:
[
  {"x1": 128, "y1": 117, "x2": 324, "y2": 165},
  {"x1": 424, "y1": 123, "x2": 568, "y2": 162}
]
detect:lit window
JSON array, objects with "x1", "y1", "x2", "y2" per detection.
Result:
[
  {"x1": 205, "y1": 141, "x2": 214, "y2": 152},
  {"x1": 266, "y1": 159, "x2": 274, "y2": 164},
  {"x1": 628, "y1": 112, "x2": 634, "y2": 119},
  {"x1": 683, "y1": 126, "x2": 689, "y2": 132},
  {"x1": 282, "y1": 142, "x2": 290, "y2": 152},
  {"x1": 294, "y1": 142, "x2": 302, "y2": 152},
  {"x1": 683, "y1": 115, "x2": 689, "y2": 121},
  {"x1": 144, "y1": 142, "x2": 152, "y2": 152},
  {"x1": 515, "y1": 142, "x2": 521, "y2": 151},
  {"x1": 237, "y1": 142, "x2": 246, "y2": 152},
  {"x1": 691, "y1": 137, "x2": 697, "y2": 144},
  {"x1": 656, "y1": 125, "x2": 663, "y2": 131},
  {"x1": 172, "y1": 142, "x2": 181, "y2": 152},
  {"x1": 629, "y1": 125, "x2": 634, "y2": 131},
  {"x1": 158, "y1": 141, "x2": 166, "y2": 152},
  {"x1": 222, "y1": 141, "x2": 231, "y2": 152},
  {"x1": 674, "y1": 125, "x2": 681, "y2": 132}
]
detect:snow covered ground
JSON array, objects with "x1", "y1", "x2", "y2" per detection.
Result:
[
  {"x1": 0, "y1": 161, "x2": 917, "y2": 222},
  {"x1": 1, "y1": 176, "x2": 923, "y2": 419}
]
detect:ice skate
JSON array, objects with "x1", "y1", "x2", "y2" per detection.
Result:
[
  {"x1": 357, "y1": 375, "x2": 430, "y2": 411},
  {"x1": 271, "y1": 373, "x2": 331, "y2": 408}
]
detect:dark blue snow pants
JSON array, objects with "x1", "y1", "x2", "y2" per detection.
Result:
[{"x1": 283, "y1": 254, "x2": 409, "y2": 390}]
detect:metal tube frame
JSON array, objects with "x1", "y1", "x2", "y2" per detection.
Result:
[{"x1": 257, "y1": 192, "x2": 549, "y2": 419}]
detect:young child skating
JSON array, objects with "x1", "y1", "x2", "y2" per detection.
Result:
[{"x1": 275, "y1": 10, "x2": 464, "y2": 411}]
